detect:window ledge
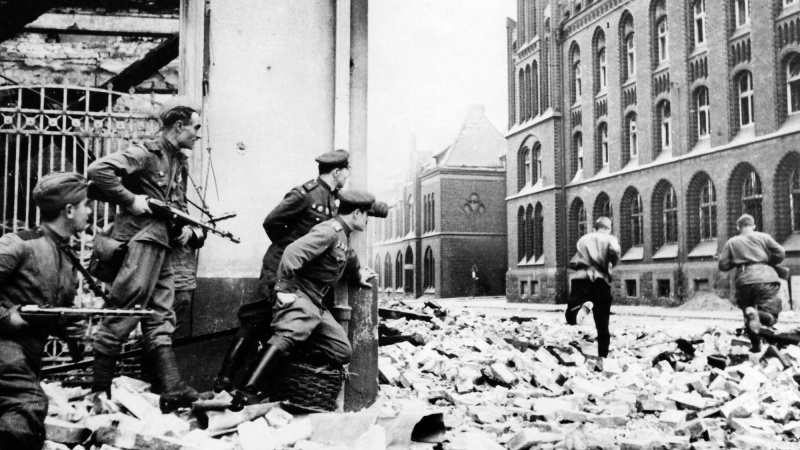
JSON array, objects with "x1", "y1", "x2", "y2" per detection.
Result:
[
  {"x1": 594, "y1": 165, "x2": 610, "y2": 178},
  {"x1": 595, "y1": 90, "x2": 608, "y2": 100},
  {"x1": 519, "y1": 257, "x2": 545, "y2": 267},
  {"x1": 731, "y1": 125, "x2": 755, "y2": 145},
  {"x1": 424, "y1": 287, "x2": 435, "y2": 294},
  {"x1": 689, "y1": 136, "x2": 711, "y2": 155},
  {"x1": 621, "y1": 246, "x2": 644, "y2": 261},
  {"x1": 623, "y1": 156, "x2": 639, "y2": 170},
  {"x1": 653, "y1": 63, "x2": 669, "y2": 75},
  {"x1": 622, "y1": 78, "x2": 636, "y2": 88},
  {"x1": 778, "y1": 4, "x2": 800, "y2": 20},
  {"x1": 569, "y1": 169, "x2": 585, "y2": 185},
  {"x1": 781, "y1": 113, "x2": 800, "y2": 131},
  {"x1": 729, "y1": 25, "x2": 751, "y2": 41},
  {"x1": 653, "y1": 243, "x2": 679, "y2": 260},
  {"x1": 653, "y1": 149, "x2": 673, "y2": 164},
  {"x1": 688, "y1": 239, "x2": 718, "y2": 258},
  {"x1": 783, "y1": 233, "x2": 800, "y2": 252},
  {"x1": 689, "y1": 44, "x2": 708, "y2": 58}
]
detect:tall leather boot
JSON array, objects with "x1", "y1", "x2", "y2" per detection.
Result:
[
  {"x1": 150, "y1": 345, "x2": 200, "y2": 413},
  {"x1": 92, "y1": 353, "x2": 118, "y2": 395},
  {"x1": 228, "y1": 344, "x2": 287, "y2": 411},
  {"x1": 213, "y1": 334, "x2": 255, "y2": 393}
]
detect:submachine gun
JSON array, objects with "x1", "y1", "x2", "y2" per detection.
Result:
[{"x1": 146, "y1": 198, "x2": 241, "y2": 244}]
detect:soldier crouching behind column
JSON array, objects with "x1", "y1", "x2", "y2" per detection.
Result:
[
  {"x1": 228, "y1": 190, "x2": 387, "y2": 411},
  {"x1": 718, "y1": 214, "x2": 786, "y2": 353},
  {"x1": 87, "y1": 97, "x2": 203, "y2": 411},
  {"x1": 214, "y1": 150, "x2": 350, "y2": 393},
  {"x1": 565, "y1": 217, "x2": 621, "y2": 364},
  {"x1": 0, "y1": 172, "x2": 92, "y2": 449}
]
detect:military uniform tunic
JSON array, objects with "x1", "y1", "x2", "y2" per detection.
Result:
[
  {"x1": 87, "y1": 137, "x2": 187, "y2": 355},
  {"x1": 0, "y1": 225, "x2": 77, "y2": 449},
  {"x1": 267, "y1": 217, "x2": 360, "y2": 365},
  {"x1": 237, "y1": 178, "x2": 339, "y2": 335}
]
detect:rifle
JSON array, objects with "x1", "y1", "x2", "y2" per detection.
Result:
[
  {"x1": 147, "y1": 198, "x2": 241, "y2": 244},
  {"x1": 19, "y1": 305, "x2": 156, "y2": 318},
  {"x1": 19, "y1": 306, "x2": 156, "y2": 362}
]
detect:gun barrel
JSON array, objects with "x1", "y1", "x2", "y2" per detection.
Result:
[
  {"x1": 147, "y1": 198, "x2": 241, "y2": 244},
  {"x1": 20, "y1": 306, "x2": 156, "y2": 317}
]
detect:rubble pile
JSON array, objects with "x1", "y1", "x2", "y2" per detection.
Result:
[
  {"x1": 38, "y1": 299, "x2": 800, "y2": 450},
  {"x1": 377, "y1": 300, "x2": 800, "y2": 449}
]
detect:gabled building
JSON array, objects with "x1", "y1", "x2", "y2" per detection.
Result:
[{"x1": 370, "y1": 105, "x2": 507, "y2": 298}]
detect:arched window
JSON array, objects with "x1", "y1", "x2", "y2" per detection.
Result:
[
  {"x1": 738, "y1": 71, "x2": 754, "y2": 127},
  {"x1": 533, "y1": 203, "x2": 544, "y2": 261},
  {"x1": 384, "y1": 254, "x2": 392, "y2": 289},
  {"x1": 574, "y1": 132, "x2": 584, "y2": 175},
  {"x1": 696, "y1": 87, "x2": 711, "y2": 138},
  {"x1": 601, "y1": 197, "x2": 613, "y2": 221},
  {"x1": 375, "y1": 255, "x2": 381, "y2": 283},
  {"x1": 518, "y1": 69, "x2": 526, "y2": 123},
  {"x1": 627, "y1": 113, "x2": 638, "y2": 159},
  {"x1": 792, "y1": 167, "x2": 800, "y2": 233},
  {"x1": 524, "y1": 65, "x2": 532, "y2": 120},
  {"x1": 658, "y1": 100, "x2": 672, "y2": 153},
  {"x1": 742, "y1": 170, "x2": 763, "y2": 230},
  {"x1": 578, "y1": 204, "x2": 588, "y2": 236},
  {"x1": 662, "y1": 187, "x2": 678, "y2": 244},
  {"x1": 407, "y1": 195, "x2": 414, "y2": 234},
  {"x1": 734, "y1": 0, "x2": 750, "y2": 29},
  {"x1": 787, "y1": 53, "x2": 800, "y2": 115},
  {"x1": 518, "y1": 146, "x2": 531, "y2": 190},
  {"x1": 631, "y1": 193, "x2": 644, "y2": 247},
  {"x1": 570, "y1": 45, "x2": 582, "y2": 104},
  {"x1": 525, "y1": 204, "x2": 534, "y2": 260},
  {"x1": 395, "y1": 252, "x2": 403, "y2": 290},
  {"x1": 657, "y1": 17, "x2": 668, "y2": 64},
  {"x1": 532, "y1": 144, "x2": 542, "y2": 183},
  {"x1": 700, "y1": 179, "x2": 717, "y2": 241},
  {"x1": 594, "y1": 31, "x2": 607, "y2": 93},
  {"x1": 424, "y1": 247, "x2": 435, "y2": 290},
  {"x1": 598, "y1": 123, "x2": 609, "y2": 168},
  {"x1": 517, "y1": 206, "x2": 526, "y2": 262},
  {"x1": 626, "y1": 35, "x2": 636, "y2": 77},
  {"x1": 694, "y1": 0, "x2": 706, "y2": 46},
  {"x1": 620, "y1": 14, "x2": 635, "y2": 80},
  {"x1": 531, "y1": 62, "x2": 540, "y2": 117}
]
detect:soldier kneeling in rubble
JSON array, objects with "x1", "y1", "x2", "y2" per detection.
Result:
[
  {"x1": 228, "y1": 190, "x2": 387, "y2": 411},
  {"x1": 718, "y1": 213, "x2": 786, "y2": 353},
  {"x1": 0, "y1": 172, "x2": 92, "y2": 449}
]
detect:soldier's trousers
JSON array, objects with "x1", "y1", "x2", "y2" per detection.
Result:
[
  {"x1": 0, "y1": 340, "x2": 47, "y2": 450},
  {"x1": 565, "y1": 278, "x2": 613, "y2": 358},
  {"x1": 236, "y1": 267, "x2": 278, "y2": 340},
  {"x1": 267, "y1": 290, "x2": 352, "y2": 365},
  {"x1": 94, "y1": 240, "x2": 176, "y2": 355}
]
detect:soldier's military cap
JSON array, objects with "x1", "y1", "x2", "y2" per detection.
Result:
[
  {"x1": 158, "y1": 95, "x2": 201, "y2": 121},
  {"x1": 33, "y1": 171, "x2": 88, "y2": 211},
  {"x1": 315, "y1": 149, "x2": 350, "y2": 169},
  {"x1": 368, "y1": 200, "x2": 389, "y2": 218},
  {"x1": 338, "y1": 189, "x2": 376, "y2": 212}
]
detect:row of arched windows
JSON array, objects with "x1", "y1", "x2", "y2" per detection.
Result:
[
  {"x1": 516, "y1": 203, "x2": 543, "y2": 263},
  {"x1": 374, "y1": 247, "x2": 436, "y2": 291},
  {"x1": 556, "y1": 159, "x2": 800, "y2": 262}
]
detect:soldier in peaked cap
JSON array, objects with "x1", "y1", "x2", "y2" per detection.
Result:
[
  {"x1": 229, "y1": 190, "x2": 383, "y2": 411},
  {"x1": 0, "y1": 172, "x2": 92, "y2": 449},
  {"x1": 213, "y1": 149, "x2": 352, "y2": 393},
  {"x1": 87, "y1": 96, "x2": 202, "y2": 411}
]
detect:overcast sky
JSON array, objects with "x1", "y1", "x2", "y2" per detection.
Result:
[{"x1": 368, "y1": 0, "x2": 517, "y2": 193}]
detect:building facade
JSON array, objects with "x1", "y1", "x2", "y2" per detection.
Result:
[
  {"x1": 507, "y1": 0, "x2": 800, "y2": 305},
  {"x1": 370, "y1": 106, "x2": 508, "y2": 299}
]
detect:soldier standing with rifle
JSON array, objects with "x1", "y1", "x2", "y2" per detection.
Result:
[
  {"x1": 87, "y1": 97, "x2": 204, "y2": 411},
  {"x1": 229, "y1": 190, "x2": 386, "y2": 410},
  {"x1": 718, "y1": 214, "x2": 786, "y2": 352},
  {"x1": 0, "y1": 172, "x2": 92, "y2": 449},
  {"x1": 214, "y1": 150, "x2": 350, "y2": 393}
]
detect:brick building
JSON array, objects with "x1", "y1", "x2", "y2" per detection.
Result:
[
  {"x1": 506, "y1": 0, "x2": 800, "y2": 305},
  {"x1": 370, "y1": 105, "x2": 508, "y2": 299}
]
